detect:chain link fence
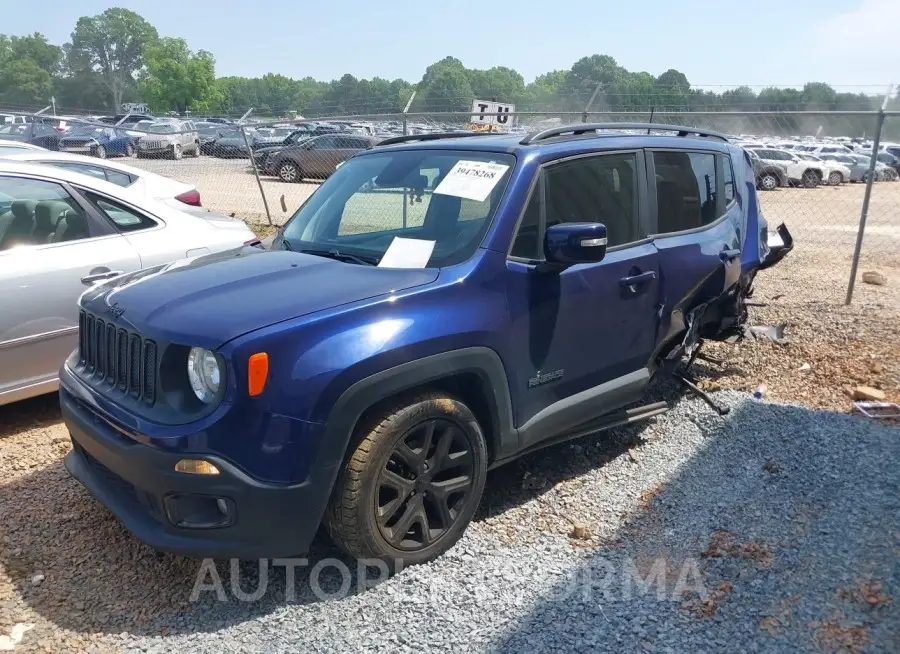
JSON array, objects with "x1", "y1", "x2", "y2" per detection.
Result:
[{"x1": 1, "y1": 107, "x2": 897, "y2": 306}]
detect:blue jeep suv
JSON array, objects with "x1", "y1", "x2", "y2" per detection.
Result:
[{"x1": 59, "y1": 124, "x2": 792, "y2": 565}]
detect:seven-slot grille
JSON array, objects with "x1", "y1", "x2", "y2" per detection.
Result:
[{"x1": 78, "y1": 310, "x2": 158, "y2": 404}]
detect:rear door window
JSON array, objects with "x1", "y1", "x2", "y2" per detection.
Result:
[
  {"x1": 0, "y1": 176, "x2": 94, "y2": 248},
  {"x1": 652, "y1": 151, "x2": 718, "y2": 234}
]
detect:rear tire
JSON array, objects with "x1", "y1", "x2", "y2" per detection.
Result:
[
  {"x1": 191, "y1": 141, "x2": 201, "y2": 157},
  {"x1": 277, "y1": 161, "x2": 301, "y2": 183},
  {"x1": 324, "y1": 393, "x2": 487, "y2": 567},
  {"x1": 827, "y1": 171, "x2": 843, "y2": 185}
]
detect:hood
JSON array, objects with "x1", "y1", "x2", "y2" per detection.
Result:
[
  {"x1": 216, "y1": 137, "x2": 247, "y2": 147},
  {"x1": 253, "y1": 145, "x2": 285, "y2": 155},
  {"x1": 79, "y1": 247, "x2": 438, "y2": 348}
]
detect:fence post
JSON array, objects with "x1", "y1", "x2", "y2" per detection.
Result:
[
  {"x1": 402, "y1": 90, "x2": 417, "y2": 136},
  {"x1": 582, "y1": 83, "x2": 602, "y2": 123},
  {"x1": 241, "y1": 125, "x2": 273, "y2": 226},
  {"x1": 845, "y1": 105, "x2": 889, "y2": 305}
]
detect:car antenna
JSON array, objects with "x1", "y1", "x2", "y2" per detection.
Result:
[{"x1": 647, "y1": 107, "x2": 654, "y2": 134}]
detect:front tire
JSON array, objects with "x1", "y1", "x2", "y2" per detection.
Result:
[
  {"x1": 172, "y1": 143, "x2": 183, "y2": 160},
  {"x1": 801, "y1": 169, "x2": 819, "y2": 188},
  {"x1": 124, "y1": 143, "x2": 135, "y2": 157},
  {"x1": 325, "y1": 393, "x2": 488, "y2": 567},
  {"x1": 759, "y1": 173, "x2": 779, "y2": 191},
  {"x1": 94, "y1": 145, "x2": 107, "y2": 159}
]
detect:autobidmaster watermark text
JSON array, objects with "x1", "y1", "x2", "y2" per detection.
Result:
[{"x1": 190, "y1": 556, "x2": 708, "y2": 605}]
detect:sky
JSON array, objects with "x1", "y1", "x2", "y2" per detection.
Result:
[{"x1": 5, "y1": 0, "x2": 898, "y2": 92}]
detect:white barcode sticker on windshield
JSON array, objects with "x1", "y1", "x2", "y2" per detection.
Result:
[
  {"x1": 433, "y1": 160, "x2": 510, "y2": 202},
  {"x1": 378, "y1": 237, "x2": 435, "y2": 269}
]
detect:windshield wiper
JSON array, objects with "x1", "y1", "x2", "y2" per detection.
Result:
[
  {"x1": 298, "y1": 248, "x2": 378, "y2": 266},
  {"x1": 279, "y1": 235, "x2": 294, "y2": 251}
]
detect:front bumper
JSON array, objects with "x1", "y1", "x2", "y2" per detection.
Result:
[{"x1": 60, "y1": 368, "x2": 327, "y2": 559}]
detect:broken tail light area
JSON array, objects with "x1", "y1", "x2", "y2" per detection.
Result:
[
  {"x1": 175, "y1": 189, "x2": 202, "y2": 207},
  {"x1": 760, "y1": 223, "x2": 794, "y2": 270}
]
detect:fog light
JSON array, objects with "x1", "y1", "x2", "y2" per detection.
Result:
[
  {"x1": 174, "y1": 459, "x2": 220, "y2": 475},
  {"x1": 164, "y1": 494, "x2": 235, "y2": 529}
]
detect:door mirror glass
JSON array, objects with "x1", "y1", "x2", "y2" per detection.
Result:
[{"x1": 544, "y1": 223, "x2": 607, "y2": 264}]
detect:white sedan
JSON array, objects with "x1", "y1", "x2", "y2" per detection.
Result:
[
  {"x1": 0, "y1": 139, "x2": 46, "y2": 156},
  {"x1": 0, "y1": 161, "x2": 258, "y2": 405},
  {"x1": 0, "y1": 150, "x2": 202, "y2": 208}
]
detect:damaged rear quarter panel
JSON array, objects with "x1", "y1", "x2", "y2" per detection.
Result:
[{"x1": 652, "y1": 144, "x2": 765, "y2": 358}]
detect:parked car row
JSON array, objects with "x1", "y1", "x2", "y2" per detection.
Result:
[{"x1": 734, "y1": 138, "x2": 899, "y2": 190}]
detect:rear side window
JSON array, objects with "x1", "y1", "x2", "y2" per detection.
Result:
[
  {"x1": 0, "y1": 176, "x2": 93, "y2": 249},
  {"x1": 103, "y1": 169, "x2": 134, "y2": 187},
  {"x1": 82, "y1": 191, "x2": 156, "y2": 232},
  {"x1": 721, "y1": 154, "x2": 735, "y2": 204},
  {"x1": 653, "y1": 151, "x2": 717, "y2": 234}
]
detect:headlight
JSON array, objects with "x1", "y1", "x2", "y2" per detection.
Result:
[{"x1": 187, "y1": 347, "x2": 221, "y2": 403}]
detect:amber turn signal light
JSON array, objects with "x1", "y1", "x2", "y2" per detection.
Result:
[
  {"x1": 248, "y1": 352, "x2": 269, "y2": 397},
  {"x1": 174, "y1": 459, "x2": 220, "y2": 475}
]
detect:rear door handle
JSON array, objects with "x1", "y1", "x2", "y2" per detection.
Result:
[
  {"x1": 619, "y1": 270, "x2": 657, "y2": 287},
  {"x1": 81, "y1": 270, "x2": 123, "y2": 284},
  {"x1": 720, "y1": 248, "x2": 740, "y2": 262}
]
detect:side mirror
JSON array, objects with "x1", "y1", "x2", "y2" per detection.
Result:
[{"x1": 544, "y1": 223, "x2": 608, "y2": 265}]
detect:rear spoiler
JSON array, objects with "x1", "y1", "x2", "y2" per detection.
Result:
[{"x1": 759, "y1": 223, "x2": 794, "y2": 270}]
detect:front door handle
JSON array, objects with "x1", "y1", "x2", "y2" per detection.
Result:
[
  {"x1": 720, "y1": 248, "x2": 740, "y2": 262},
  {"x1": 619, "y1": 270, "x2": 657, "y2": 287},
  {"x1": 81, "y1": 270, "x2": 123, "y2": 284}
]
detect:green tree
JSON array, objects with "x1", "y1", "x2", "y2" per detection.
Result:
[
  {"x1": 69, "y1": 8, "x2": 158, "y2": 111},
  {"x1": 421, "y1": 67, "x2": 473, "y2": 112},
  {"x1": 467, "y1": 66, "x2": 526, "y2": 104},
  {"x1": 138, "y1": 37, "x2": 220, "y2": 114},
  {"x1": 521, "y1": 70, "x2": 567, "y2": 110},
  {"x1": 0, "y1": 33, "x2": 62, "y2": 106},
  {"x1": 653, "y1": 69, "x2": 691, "y2": 109},
  {"x1": 562, "y1": 54, "x2": 625, "y2": 109}
]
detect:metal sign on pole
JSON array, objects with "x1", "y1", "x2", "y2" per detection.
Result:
[
  {"x1": 845, "y1": 84, "x2": 893, "y2": 305},
  {"x1": 470, "y1": 100, "x2": 516, "y2": 128}
]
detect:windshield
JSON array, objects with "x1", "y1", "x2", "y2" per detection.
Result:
[
  {"x1": 67, "y1": 126, "x2": 107, "y2": 137},
  {"x1": 280, "y1": 149, "x2": 516, "y2": 268},
  {"x1": 220, "y1": 129, "x2": 241, "y2": 138},
  {"x1": 197, "y1": 124, "x2": 220, "y2": 135},
  {"x1": 148, "y1": 123, "x2": 177, "y2": 133}
]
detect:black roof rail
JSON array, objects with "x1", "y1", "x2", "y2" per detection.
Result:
[
  {"x1": 520, "y1": 123, "x2": 728, "y2": 145},
  {"x1": 374, "y1": 131, "x2": 499, "y2": 147}
]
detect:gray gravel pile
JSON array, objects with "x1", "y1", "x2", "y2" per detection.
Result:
[{"x1": 109, "y1": 390, "x2": 898, "y2": 654}]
